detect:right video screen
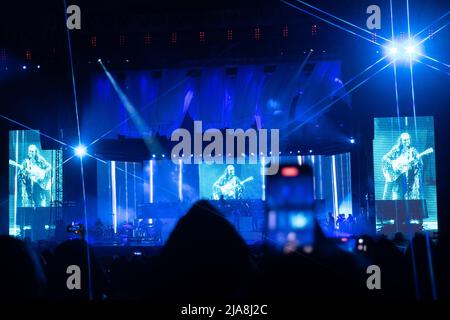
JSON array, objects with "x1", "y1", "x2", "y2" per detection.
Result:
[{"x1": 373, "y1": 116, "x2": 437, "y2": 235}]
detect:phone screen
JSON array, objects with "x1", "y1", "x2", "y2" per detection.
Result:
[{"x1": 265, "y1": 165, "x2": 315, "y2": 250}]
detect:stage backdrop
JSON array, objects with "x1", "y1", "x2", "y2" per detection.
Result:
[
  {"x1": 373, "y1": 116, "x2": 437, "y2": 233},
  {"x1": 80, "y1": 60, "x2": 348, "y2": 144}
]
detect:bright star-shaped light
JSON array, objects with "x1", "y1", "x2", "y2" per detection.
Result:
[
  {"x1": 385, "y1": 39, "x2": 422, "y2": 62},
  {"x1": 406, "y1": 45, "x2": 415, "y2": 54},
  {"x1": 75, "y1": 145, "x2": 87, "y2": 158},
  {"x1": 388, "y1": 46, "x2": 398, "y2": 55}
]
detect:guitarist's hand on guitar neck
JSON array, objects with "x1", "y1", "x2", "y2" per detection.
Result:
[
  {"x1": 383, "y1": 147, "x2": 433, "y2": 182},
  {"x1": 213, "y1": 176, "x2": 254, "y2": 199},
  {"x1": 9, "y1": 159, "x2": 52, "y2": 191}
]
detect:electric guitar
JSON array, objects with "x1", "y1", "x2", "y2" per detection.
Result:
[
  {"x1": 382, "y1": 147, "x2": 433, "y2": 182},
  {"x1": 213, "y1": 176, "x2": 254, "y2": 199},
  {"x1": 9, "y1": 159, "x2": 51, "y2": 191}
]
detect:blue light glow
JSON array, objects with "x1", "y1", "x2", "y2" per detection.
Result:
[
  {"x1": 74, "y1": 144, "x2": 87, "y2": 157},
  {"x1": 385, "y1": 39, "x2": 422, "y2": 62}
]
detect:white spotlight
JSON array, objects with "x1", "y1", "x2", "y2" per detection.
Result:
[
  {"x1": 385, "y1": 39, "x2": 421, "y2": 62},
  {"x1": 388, "y1": 46, "x2": 398, "y2": 55},
  {"x1": 75, "y1": 145, "x2": 87, "y2": 158},
  {"x1": 406, "y1": 45, "x2": 416, "y2": 54}
]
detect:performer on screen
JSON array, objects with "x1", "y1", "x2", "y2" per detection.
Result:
[
  {"x1": 382, "y1": 132, "x2": 423, "y2": 200},
  {"x1": 212, "y1": 165, "x2": 244, "y2": 200},
  {"x1": 15, "y1": 144, "x2": 52, "y2": 207}
]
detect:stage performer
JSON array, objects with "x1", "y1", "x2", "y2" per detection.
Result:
[
  {"x1": 17, "y1": 144, "x2": 52, "y2": 207},
  {"x1": 212, "y1": 165, "x2": 244, "y2": 200},
  {"x1": 382, "y1": 132, "x2": 423, "y2": 200}
]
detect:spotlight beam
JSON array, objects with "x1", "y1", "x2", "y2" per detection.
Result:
[
  {"x1": 98, "y1": 60, "x2": 159, "y2": 153},
  {"x1": 290, "y1": 0, "x2": 391, "y2": 43},
  {"x1": 0, "y1": 114, "x2": 69, "y2": 148},
  {"x1": 390, "y1": 0, "x2": 401, "y2": 128},
  {"x1": 285, "y1": 55, "x2": 387, "y2": 129},
  {"x1": 87, "y1": 75, "x2": 189, "y2": 148},
  {"x1": 414, "y1": 59, "x2": 450, "y2": 75},
  {"x1": 286, "y1": 60, "x2": 394, "y2": 136},
  {"x1": 405, "y1": 0, "x2": 418, "y2": 146},
  {"x1": 307, "y1": 60, "x2": 394, "y2": 124},
  {"x1": 405, "y1": 0, "x2": 418, "y2": 145},
  {"x1": 63, "y1": 0, "x2": 92, "y2": 301},
  {"x1": 417, "y1": 22, "x2": 449, "y2": 46},
  {"x1": 280, "y1": 0, "x2": 388, "y2": 48},
  {"x1": 63, "y1": 2, "x2": 82, "y2": 147},
  {"x1": 55, "y1": 154, "x2": 76, "y2": 171},
  {"x1": 392, "y1": 60, "x2": 401, "y2": 124},
  {"x1": 61, "y1": 154, "x2": 75, "y2": 166},
  {"x1": 97, "y1": 61, "x2": 169, "y2": 158},
  {"x1": 389, "y1": 0, "x2": 396, "y2": 41},
  {"x1": 88, "y1": 40, "x2": 243, "y2": 148},
  {"x1": 113, "y1": 165, "x2": 146, "y2": 182},
  {"x1": 84, "y1": 153, "x2": 147, "y2": 182},
  {"x1": 413, "y1": 11, "x2": 449, "y2": 39},
  {"x1": 408, "y1": 58, "x2": 419, "y2": 141},
  {"x1": 406, "y1": 0, "x2": 412, "y2": 38},
  {"x1": 285, "y1": 50, "x2": 313, "y2": 91},
  {"x1": 419, "y1": 53, "x2": 450, "y2": 69},
  {"x1": 86, "y1": 153, "x2": 107, "y2": 164}
]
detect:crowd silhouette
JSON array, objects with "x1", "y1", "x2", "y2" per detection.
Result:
[{"x1": 0, "y1": 200, "x2": 445, "y2": 300}]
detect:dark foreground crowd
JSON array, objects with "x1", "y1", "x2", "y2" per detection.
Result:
[{"x1": 0, "y1": 200, "x2": 446, "y2": 300}]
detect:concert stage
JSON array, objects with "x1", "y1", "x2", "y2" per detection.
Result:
[{"x1": 1, "y1": 0, "x2": 449, "y2": 304}]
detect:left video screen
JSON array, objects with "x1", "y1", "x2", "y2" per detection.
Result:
[{"x1": 8, "y1": 130, "x2": 62, "y2": 233}]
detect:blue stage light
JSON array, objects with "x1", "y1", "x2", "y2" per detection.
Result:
[
  {"x1": 75, "y1": 145, "x2": 87, "y2": 158},
  {"x1": 350, "y1": 137, "x2": 355, "y2": 144},
  {"x1": 406, "y1": 45, "x2": 415, "y2": 54},
  {"x1": 388, "y1": 46, "x2": 398, "y2": 56},
  {"x1": 385, "y1": 39, "x2": 421, "y2": 62},
  {"x1": 22, "y1": 65, "x2": 27, "y2": 70},
  {"x1": 404, "y1": 39, "x2": 421, "y2": 58}
]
